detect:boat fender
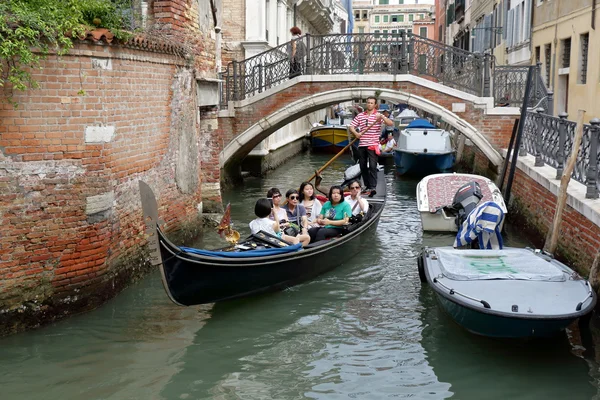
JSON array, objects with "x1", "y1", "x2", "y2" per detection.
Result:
[
  {"x1": 577, "y1": 302, "x2": 583, "y2": 311},
  {"x1": 417, "y1": 254, "x2": 427, "y2": 283},
  {"x1": 481, "y1": 300, "x2": 491, "y2": 309}
]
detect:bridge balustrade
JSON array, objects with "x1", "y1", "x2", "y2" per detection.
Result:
[{"x1": 220, "y1": 32, "x2": 551, "y2": 110}]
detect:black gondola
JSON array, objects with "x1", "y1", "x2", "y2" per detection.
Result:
[{"x1": 139, "y1": 171, "x2": 386, "y2": 306}]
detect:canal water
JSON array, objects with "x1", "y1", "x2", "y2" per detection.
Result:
[{"x1": 1, "y1": 153, "x2": 599, "y2": 399}]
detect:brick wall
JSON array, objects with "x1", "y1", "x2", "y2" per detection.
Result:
[
  {"x1": 0, "y1": 41, "x2": 213, "y2": 335},
  {"x1": 221, "y1": 0, "x2": 246, "y2": 65}
]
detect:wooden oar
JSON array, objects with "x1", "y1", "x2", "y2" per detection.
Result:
[
  {"x1": 305, "y1": 137, "x2": 358, "y2": 182},
  {"x1": 305, "y1": 117, "x2": 380, "y2": 182}
]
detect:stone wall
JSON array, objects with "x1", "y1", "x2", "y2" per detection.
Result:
[{"x1": 0, "y1": 41, "x2": 217, "y2": 336}]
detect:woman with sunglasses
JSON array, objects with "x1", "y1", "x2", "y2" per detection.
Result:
[
  {"x1": 267, "y1": 187, "x2": 287, "y2": 224},
  {"x1": 345, "y1": 179, "x2": 369, "y2": 216},
  {"x1": 283, "y1": 189, "x2": 311, "y2": 246},
  {"x1": 308, "y1": 185, "x2": 352, "y2": 242},
  {"x1": 298, "y1": 181, "x2": 322, "y2": 227}
]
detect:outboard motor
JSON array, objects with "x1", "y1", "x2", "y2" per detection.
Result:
[{"x1": 451, "y1": 181, "x2": 483, "y2": 229}]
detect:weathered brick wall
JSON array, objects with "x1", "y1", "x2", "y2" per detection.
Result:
[
  {"x1": 0, "y1": 41, "x2": 213, "y2": 335},
  {"x1": 153, "y1": 0, "x2": 218, "y2": 78},
  {"x1": 221, "y1": 0, "x2": 246, "y2": 65}
]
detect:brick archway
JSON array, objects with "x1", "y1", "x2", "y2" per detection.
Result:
[{"x1": 212, "y1": 75, "x2": 519, "y2": 184}]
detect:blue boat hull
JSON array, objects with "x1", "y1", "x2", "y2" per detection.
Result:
[
  {"x1": 394, "y1": 151, "x2": 455, "y2": 175},
  {"x1": 435, "y1": 293, "x2": 576, "y2": 338}
]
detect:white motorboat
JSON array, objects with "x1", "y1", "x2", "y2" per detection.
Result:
[{"x1": 416, "y1": 173, "x2": 507, "y2": 232}]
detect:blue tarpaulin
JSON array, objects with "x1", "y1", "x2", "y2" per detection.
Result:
[
  {"x1": 407, "y1": 119, "x2": 435, "y2": 129},
  {"x1": 180, "y1": 243, "x2": 303, "y2": 258}
]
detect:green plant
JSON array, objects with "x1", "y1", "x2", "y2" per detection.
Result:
[{"x1": 0, "y1": 0, "x2": 136, "y2": 101}]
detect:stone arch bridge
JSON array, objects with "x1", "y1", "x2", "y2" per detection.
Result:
[
  {"x1": 207, "y1": 33, "x2": 551, "y2": 187},
  {"x1": 213, "y1": 75, "x2": 519, "y2": 182}
]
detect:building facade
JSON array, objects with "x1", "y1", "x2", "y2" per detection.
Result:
[
  {"x1": 531, "y1": 0, "x2": 598, "y2": 119},
  {"x1": 352, "y1": 0, "x2": 435, "y2": 35},
  {"x1": 220, "y1": 0, "x2": 348, "y2": 173}
]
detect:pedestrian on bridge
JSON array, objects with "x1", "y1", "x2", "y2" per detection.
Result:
[
  {"x1": 288, "y1": 27, "x2": 306, "y2": 79},
  {"x1": 349, "y1": 96, "x2": 394, "y2": 196}
]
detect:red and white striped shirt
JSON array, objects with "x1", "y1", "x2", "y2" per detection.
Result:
[{"x1": 350, "y1": 111, "x2": 383, "y2": 147}]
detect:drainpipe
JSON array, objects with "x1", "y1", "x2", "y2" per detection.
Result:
[{"x1": 593, "y1": 0, "x2": 597, "y2": 30}]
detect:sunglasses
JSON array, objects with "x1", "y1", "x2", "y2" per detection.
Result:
[
  {"x1": 350, "y1": 186, "x2": 361, "y2": 189},
  {"x1": 272, "y1": 194, "x2": 281, "y2": 198},
  {"x1": 289, "y1": 195, "x2": 299, "y2": 200}
]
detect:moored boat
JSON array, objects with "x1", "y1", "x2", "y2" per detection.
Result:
[
  {"x1": 393, "y1": 119, "x2": 455, "y2": 176},
  {"x1": 418, "y1": 246, "x2": 596, "y2": 338},
  {"x1": 310, "y1": 117, "x2": 351, "y2": 153},
  {"x1": 139, "y1": 172, "x2": 386, "y2": 306},
  {"x1": 393, "y1": 108, "x2": 419, "y2": 131},
  {"x1": 416, "y1": 173, "x2": 507, "y2": 232}
]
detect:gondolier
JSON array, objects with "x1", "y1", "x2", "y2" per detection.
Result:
[{"x1": 349, "y1": 96, "x2": 393, "y2": 195}]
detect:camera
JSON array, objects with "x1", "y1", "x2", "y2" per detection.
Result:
[{"x1": 268, "y1": 198, "x2": 273, "y2": 207}]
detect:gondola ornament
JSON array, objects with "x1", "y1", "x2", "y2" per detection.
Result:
[{"x1": 217, "y1": 203, "x2": 240, "y2": 244}]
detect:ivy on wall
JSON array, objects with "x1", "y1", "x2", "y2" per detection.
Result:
[{"x1": 0, "y1": 0, "x2": 137, "y2": 101}]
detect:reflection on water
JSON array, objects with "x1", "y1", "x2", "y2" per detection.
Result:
[{"x1": 0, "y1": 152, "x2": 598, "y2": 399}]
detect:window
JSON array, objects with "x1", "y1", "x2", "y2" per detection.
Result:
[
  {"x1": 383, "y1": 15, "x2": 389, "y2": 23},
  {"x1": 420, "y1": 27, "x2": 427, "y2": 37},
  {"x1": 355, "y1": 10, "x2": 360, "y2": 19},
  {"x1": 379, "y1": 0, "x2": 389, "y2": 4},
  {"x1": 383, "y1": 29, "x2": 388, "y2": 38},
  {"x1": 399, "y1": 15, "x2": 404, "y2": 22},
  {"x1": 362, "y1": 11, "x2": 368, "y2": 20},
  {"x1": 561, "y1": 37, "x2": 571, "y2": 68},
  {"x1": 392, "y1": 29, "x2": 398, "y2": 37},
  {"x1": 420, "y1": 14, "x2": 424, "y2": 20},
  {"x1": 392, "y1": 15, "x2": 398, "y2": 22},
  {"x1": 399, "y1": 0, "x2": 404, "y2": 4},
  {"x1": 579, "y1": 33, "x2": 589, "y2": 84},
  {"x1": 409, "y1": 14, "x2": 413, "y2": 22},
  {"x1": 374, "y1": 29, "x2": 381, "y2": 38},
  {"x1": 375, "y1": 15, "x2": 380, "y2": 23},
  {"x1": 358, "y1": 27, "x2": 365, "y2": 33},
  {"x1": 535, "y1": 46, "x2": 541, "y2": 64}
]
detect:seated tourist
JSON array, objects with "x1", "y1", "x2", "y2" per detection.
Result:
[
  {"x1": 308, "y1": 185, "x2": 352, "y2": 242},
  {"x1": 283, "y1": 189, "x2": 311, "y2": 246},
  {"x1": 249, "y1": 198, "x2": 301, "y2": 245},
  {"x1": 299, "y1": 181, "x2": 323, "y2": 227},
  {"x1": 267, "y1": 187, "x2": 288, "y2": 223},
  {"x1": 379, "y1": 130, "x2": 396, "y2": 153},
  {"x1": 344, "y1": 180, "x2": 369, "y2": 216}
]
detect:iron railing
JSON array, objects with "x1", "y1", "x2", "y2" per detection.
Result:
[
  {"x1": 221, "y1": 32, "x2": 552, "y2": 105},
  {"x1": 493, "y1": 63, "x2": 552, "y2": 112},
  {"x1": 521, "y1": 110, "x2": 600, "y2": 198}
]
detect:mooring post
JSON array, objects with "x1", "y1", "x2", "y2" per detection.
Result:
[
  {"x1": 556, "y1": 112, "x2": 568, "y2": 179},
  {"x1": 586, "y1": 118, "x2": 600, "y2": 199},
  {"x1": 534, "y1": 107, "x2": 545, "y2": 167}
]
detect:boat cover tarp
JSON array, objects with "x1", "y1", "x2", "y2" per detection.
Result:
[
  {"x1": 435, "y1": 248, "x2": 566, "y2": 281},
  {"x1": 407, "y1": 119, "x2": 435, "y2": 129},
  {"x1": 180, "y1": 243, "x2": 303, "y2": 258},
  {"x1": 454, "y1": 201, "x2": 504, "y2": 250},
  {"x1": 397, "y1": 109, "x2": 419, "y2": 118}
]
